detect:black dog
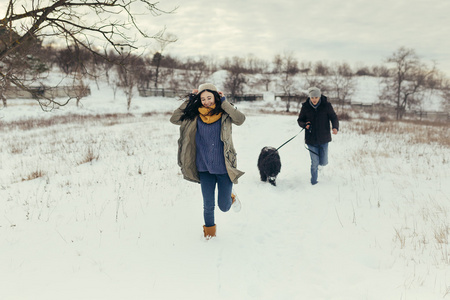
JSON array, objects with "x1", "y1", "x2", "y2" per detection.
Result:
[{"x1": 257, "y1": 146, "x2": 281, "y2": 186}]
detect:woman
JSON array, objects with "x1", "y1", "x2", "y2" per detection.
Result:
[{"x1": 170, "y1": 83, "x2": 246, "y2": 239}]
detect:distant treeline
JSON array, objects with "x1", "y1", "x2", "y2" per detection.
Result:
[{"x1": 1, "y1": 39, "x2": 449, "y2": 118}]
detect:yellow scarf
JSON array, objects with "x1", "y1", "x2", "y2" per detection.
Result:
[{"x1": 198, "y1": 104, "x2": 222, "y2": 124}]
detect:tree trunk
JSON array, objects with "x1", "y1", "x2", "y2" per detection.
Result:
[
  {"x1": 1, "y1": 94, "x2": 6, "y2": 108},
  {"x1": 154, "y1": 59, "x2": 161, "y2": 88}
]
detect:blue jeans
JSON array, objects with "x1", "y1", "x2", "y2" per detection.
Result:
[
  {"x1": 307, "y1": 143, "x2": 329, "y2": 184},
  {"x1": 199, "y1": 172, "x2": 233, "y2": 227}
]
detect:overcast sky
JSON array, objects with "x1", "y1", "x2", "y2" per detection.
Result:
[{"x1": 140, "y1": 0, "x2": 450, "y2": 75}]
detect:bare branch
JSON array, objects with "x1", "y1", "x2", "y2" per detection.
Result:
[{"x1": 0, "y1": 0, "x2": 175, "y2": 109}]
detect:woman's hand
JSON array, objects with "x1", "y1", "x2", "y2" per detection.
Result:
[
  {"x1": 192, "y1": 89, "x2": 199, "y2": 94},
  {"x1": 218, "y1": 91, "x2": 226, "y2": 102}
]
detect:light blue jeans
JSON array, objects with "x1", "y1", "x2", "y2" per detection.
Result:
[
  {"x1": 307, "y1": 143, "x2": 329, "y2": 185},
  {"x1": 199, "y1": 172, "x2": 233, "y2": 227}
]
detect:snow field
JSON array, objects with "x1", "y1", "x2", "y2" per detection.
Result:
[{"x1": 0, "y1": 84, "x2": 449, "y2": 299}]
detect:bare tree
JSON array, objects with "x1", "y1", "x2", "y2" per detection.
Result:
[
  {"x1": 112, "y1": 79, "x2": 120, "y2": 101},
  {"x1": 182, "y1": 68, "x2": 207, "y2": 91},
  {"x1": 182, "y1": 69, "x2": 204, "y2": 91},
  {"x1": 176, "y1": 56, "x2": 214, "y2": 92},
  {"x1": 0, "y1": 0, "x2": 174, "y2": 110},
  {"x1": 416, "y1": 64, "x2": 445, "y2": 114},
  {"x1": 152, "y1": 32, "x2": 178, "y2": 88},
  {"x1": 273, "y1": 52, "x2": 299, "y2": 112},
  {"x1": 258, "y1": 72, "x2": 273, "y2": 92},
  {"x1": 441, "y1": 78, "x2": 450, "y2": 112},
  {"x1": 244, "y1": 54, "x2": 270, "y2": 74},
  {"x1": 201, "y1": 55, "x2": 220, "y2": 73},
  {"x1": 313, "y1": 60, "x2": 330, "y2": 76},
  {"x1": 117, "y1": 64, "x2": 135, "y2": 111},
  {"x1": 379, "y1": 47, "x2": 436, "y2": 120},
  {"x1": 223, "y1": 56, "x2": 248, "y2": 101},
  {"x1": 328, "y1": 62, "x2": 356, "y2": 109},
  {"x1": 354, "y1": 62, "x2": 372, "y2": 76},
  {"x1": 0, "y1": 25, "x2": 48, "y2": 106},
  {"x1": 371, "y1": 64, "x2": 390, "y2": 77},
  {"x1": 0, "y1": 60, "x2": 10, "y2": 107},
  {"x1": 56, "y1": 47, "x2": 89, "y2": 75},
  {"x1": 0, "y1": 72, "x2": 7, "y2": 107},
  {"x1": 299, "y1": 60, "x2": 313, "y2": 74},
  {"x1": 303, "y1": 69, "x2": 327, "y2": 92},
  {"x1": 136, "y1": 66, "x2": 153, "y2": 90},
  {"x1": 250, "y1": 58, "x2": 272, "y2": 91},
  {"x1": 72, "y1": 70, "x2": 90, "y2": 107},
  {"x1": 116, "y1": 52, "x2": 143, "y2": 110}
]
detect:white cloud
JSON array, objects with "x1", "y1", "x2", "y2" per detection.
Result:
[
  {"x1": 142, "y1": 0, "x2": 450, "y2": 73},
  {"x1": 3, "y1": 0, "x2": 447, "y2": 73}
]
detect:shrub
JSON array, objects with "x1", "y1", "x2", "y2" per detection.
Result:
[
  {"x1": 78, "y1": 146, "x2": 99, "y2": 165},
  {"x1": 23, "y1": 170, "x2": 45, "y2": 181},
  {"x1": 338, "y1": 112, "x2": 351, "y2": 121},
  {"x1": 380, "y1": 115, "x2": 390, "y2": 122}
]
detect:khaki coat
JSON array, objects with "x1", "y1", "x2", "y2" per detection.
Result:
[{"x1": 170, "y1": 100, "x2": 246, "y2": 184}]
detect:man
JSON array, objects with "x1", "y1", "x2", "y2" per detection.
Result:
[{"x1": 297, "y1": 87, "x2": 339, "y2": 185}]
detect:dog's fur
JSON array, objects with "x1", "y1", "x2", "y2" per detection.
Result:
[{"x1": 257, "y1": 146, "x2": 281, "y2": 186}]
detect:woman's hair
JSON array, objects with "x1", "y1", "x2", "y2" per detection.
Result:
[{"x1": 180, "y1": 90, "x2": 223, "y2": 121}]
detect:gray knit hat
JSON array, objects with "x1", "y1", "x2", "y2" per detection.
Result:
[
  {"x1": 198, "y1": 83, "x2": 218, "y2": 93},
  {"x1": 308, "y1": 87, "x2": 321, "y2": 98}
]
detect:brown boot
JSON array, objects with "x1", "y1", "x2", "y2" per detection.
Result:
[{"x1": 203, "y1": 225, "x2": 216, "y2": 239}]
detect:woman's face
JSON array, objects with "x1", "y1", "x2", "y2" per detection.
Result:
[{"x1": 200, "y1": 91, "x2": 215, "y2": 108}]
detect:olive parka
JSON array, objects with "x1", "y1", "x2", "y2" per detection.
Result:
[{"x1": 170, "y1": 99, "x2": 246, "y2": 184}]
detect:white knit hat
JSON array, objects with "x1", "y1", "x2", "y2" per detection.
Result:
[{"x1": 198, "y1": 83, "x2": 218, "y2": 93}]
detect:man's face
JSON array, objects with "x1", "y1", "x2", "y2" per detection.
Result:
[{"x1": 310, "y1": 96, "x2": 320, "y2": 105}]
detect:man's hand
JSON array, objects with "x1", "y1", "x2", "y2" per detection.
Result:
[{"x1": 332, "y1": 128, "x2": 338, "y2": 135}]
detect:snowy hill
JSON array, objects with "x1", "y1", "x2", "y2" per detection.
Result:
[{"x1": 0, "y1": 78, "x2": 449, "y2": 300}]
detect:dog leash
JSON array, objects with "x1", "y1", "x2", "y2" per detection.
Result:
[
  {"x1": 275, "y1": 128, "x2": 319, "y2": 156},
  {"x1": 275, "y1": 128, "x2": 304, "y2": 151}
]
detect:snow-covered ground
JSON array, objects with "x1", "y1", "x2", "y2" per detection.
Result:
[{"x1": 1, "y1": 79, "x2": 449, "y2": 300}]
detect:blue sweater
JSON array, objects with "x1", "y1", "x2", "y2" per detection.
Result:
[{"x1": 196, "y1": 117, "x2": 227, "y2": 174}]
